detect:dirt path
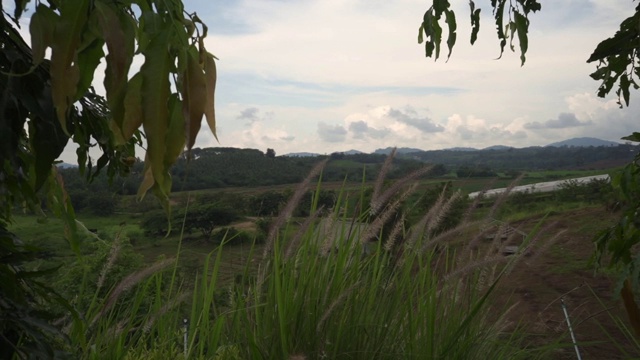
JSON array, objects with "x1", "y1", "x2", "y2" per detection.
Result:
[{"x1": 492, "y1": 206, "x2": 637, "y2": 359}]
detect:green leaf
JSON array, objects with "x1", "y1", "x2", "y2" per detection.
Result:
[
  {"x1": 96, "y1": 2, "x2": 136, "y2": 132},
  {"x1": 622, "y1": 132, "x2": 640, "y2": 142},
  {"x1": 203, "y1": 53, "x2": 218, "y2": 142},
  {"x1": 50, "y1": 0, "x2": 89, "y2": 134},
  {"x1": 74, "y1": 36, "x2": 105, "y2": 99},
  {"x1": 122, "y1": 73, "x2": 144, "y2": 141},
  {"x1": 493, "y1": 0, "x2": 506, "y2": 59},
  {"x1": 165, "y1": 94, "x2": 185, "y2": 170},
  {"x1": 29, "y1": 112, "x2": 69, "y2": 191},
  {"x1": 140, "y1": 26, "x2": 171, "y2": 202},
  {"x1": 418, "y1": 25, "x2": 424, "y2": 44},
  {"x1": 513, "y1": 11, "x2": 529, "y2": 66},
  {"x1": 181, "y1": 46, "x2": 207, "y2": 150},
  {"x1": 620, "y1": 73, "x2": 631, "y2": 106},
  {"x1": 29, "y1": 5, "x2": 58, "y2": 66},
  {"x1": 444, "y1": 9, "x2": 457, "y2": 61},
  {"x1": 469, "y1": 1, "x2": 481, "y2": 45}
]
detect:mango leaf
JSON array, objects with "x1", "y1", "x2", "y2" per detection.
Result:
[
  {"x1": 29, "y1": 5, "x2": 58, "y2": 66},
  {"x1": 140, "y1": 28, "x2": 171, "y2": 201},
  {"x1": 74, "y1": 36, "x2": 105, "y2": 99},
  {"x1": 444, "y1": 9, "x2": 457, "y2": 61},
  {"x1": 513, "y1": 11, "x2": 529, "y2": 66},
  {"x1": 122, "y1": 73, "x2": 143, "y2": 141},
  {"x1": 165, "y1": 94, "x2": 186, "y2": 169},
  {"x1": 96, "y1": 2, "x2": 135, "y2": 131},
  {"x1": 181, "y1": 46, "x2": 207, "y2": 150},
  {"x1": 136, "y1": 155, "x2": 155, "y2": 201},
  {"x1": 622, "y1": 132, "x2": 640, "y2": 143},
  {"x1": 619, "y1": 73, "x2": 631, "y2": 106},
  {"x1": 493, "y1": 0, "x2": 506, "y2": 59},
  {"x1": 203, "y1": 52, "x2": 218, "y2": 142},
  {"x1": 469, "y1": 1, "x2": 481, "y2": 45},
  {"x1": 13, "y1": 0, "x2": 27, "y2": 19},
  {"x1": 49, "y1": 0, "x2": 89, "y2": 134},
  {"x1": 29, "y1": 113, "x2": 69, "y2": 191}
]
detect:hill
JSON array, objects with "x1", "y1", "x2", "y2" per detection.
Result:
[
  {"x1": 374, "y1": 147, "x2": 424, "y2": 155},
  {"x1": 546, "y1": 137, "x2": 620, "y2": 147}
]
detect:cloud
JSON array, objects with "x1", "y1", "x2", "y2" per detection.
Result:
[
  {"x1": 524, "y1": 112, "x2": 592, "y2": 129},
  {"x1": 446, "y1": 114, "x2": 528, "y2": 145},
  {"x1": 317, "y1": 122, "x2": 347, "y2": 142},
  {"x1": 237, "y1": 107, "x2": 260, "y2": 125},
  {"x1": 348, "y1": 120, "x2": 388, "y2": 139},
  {"x1": 387, "y1": 108, "x2": 444, "y2": 133}
]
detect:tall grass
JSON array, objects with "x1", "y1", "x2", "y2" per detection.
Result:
[{"x1": 57, "y1": 152, "x2": 558, "y2": 359}]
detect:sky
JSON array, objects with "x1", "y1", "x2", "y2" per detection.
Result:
[
  {"x1": 195, "y1": 0, "x2": 638, "y2": 155},
  {"x1": 7, "y1": 0, "x2": 640, "y2": 160}
]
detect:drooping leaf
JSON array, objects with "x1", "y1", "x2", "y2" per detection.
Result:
[
  {"x1": 203, "y1": 53, "x2": 218, "y2": 141},
  {"x1": 13, "y1": 0, "x2": 27, "y2": 19},
  {"x1": 165, "y1": 94, "x2": 185, "y2": 170},
  {"x1": 96, "y1": 2, "x2": 135, "y2": 132},
  {"x1": 620, "y1": 74, "x2": 631, "y2": 106},
  {"x1": 136, "y1": 155, "x2": 155, "y2": 201},
  {"x1": 74, "y1": 36, "x2": 105, "y2": 99},
  {"x1": 469, "y1": 1, "x2": 481, "y2": 45},
  {"x1": 622, "y1": 132, "x2": 640, "y2": 143},
  {"x1": 29, "y1": 5, "x2": 58, "y2": 66},
  {"x1": 49, "y1": 0, "x2": 89, "y2": 134},
  {"x1": 122, "y1": 73, "x2": 143, "y2": 141},
  {"x1": 139, "y1": 27, "x2": 171, "y2": 201},
  {"x1": 444, "y1": 9, "x2": 457, "y2": 61},
  {"x1": 493, "y1": 0, "x2": 506, "y2": 59},
  {"x1": 513, "y1": 11, "x2": 529, "y2": 66},
  {"x1": 29, "y1": 111, "x2": 69, "y2": 191},
  {"x1": 181, "y1": 46, "x2": 207, "y2": 150}
]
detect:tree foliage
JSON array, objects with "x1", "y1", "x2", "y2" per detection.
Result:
[
  {"x1": 419, "y1": 0, "x2": 541, "y2": 65},
  {"x1": 1, "y1": 0, "x2": 216, "y2": 355},
  {"x1": 419, "y1": 0, "x2": 640, "y2": 337}
]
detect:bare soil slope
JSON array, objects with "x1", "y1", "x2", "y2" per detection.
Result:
[{"x1": 494, "y1": 206, "x2": 637, "y2": 359}]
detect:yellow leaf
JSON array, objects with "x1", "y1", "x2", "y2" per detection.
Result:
[
  {"x1": 50, "y1": 0, "x2": 89, "y2": 134},
  {"x1": 203, "y1": 52, "x2": 218, "y2": 141},
  {"x1": 122, "y1": 73, "x2": 143, "y2": 141},
  {"x1": 95, "y1": 2, "x2": 135, "y2": 130},
  {"x1": 136, "y1": 155, "x2": 155, "y2": 201},
  {"x1": 29, "y1": 5, "x2": 58, "y2": 66},
  {"x1": 182, "y1": 46, "x2": 207, "y2": 150}
]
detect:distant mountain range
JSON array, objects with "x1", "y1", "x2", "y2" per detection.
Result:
[
  {"x1": 283, "y1": 137, "x2": 621, "y2": 157},
  {"x1": 546, "y1": 137, "x2": 620, "y2": 147},
  {"x1": 56, "y1": 162, "x2": 78, "y2": 169}
]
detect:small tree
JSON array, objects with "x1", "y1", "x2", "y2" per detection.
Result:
[
  {"x1": 266, "y1": 148, "x2": 276, "y2": 158},
  {"x1": 183, "y1": 205, "x2": 239, "y2": 241}
]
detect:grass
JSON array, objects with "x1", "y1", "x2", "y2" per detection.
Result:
[
  {"x1": 11, "y1": 160, "x2": 626, "y2": 358},
  {"x1": 40, "y1": 154, "x2": 569, "y2": 359}
]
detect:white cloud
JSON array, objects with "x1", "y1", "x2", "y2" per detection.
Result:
[{"x1": 41, "y1": 0, "x2": 640, "y2": 162}]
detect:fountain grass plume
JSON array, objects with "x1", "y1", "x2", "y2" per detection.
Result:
[
  {"x1": 263, "y1": 159, "x2": 328, "y2": 258},
  {"x1": 285, "y1": 206, "x2": 325, "y2": 259},
  {"x1": 91, "y1": 258, "x2": 175, "y2": 327},
  {"x1": 371, "y1": 148, "x2": 397, "y2": 212},
  {"x1": 487, "y1": 173, "x2": 525, "y2": 219},
  {"x1": 96, "y1": 228, "x2": 123, "y2": 291}
]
